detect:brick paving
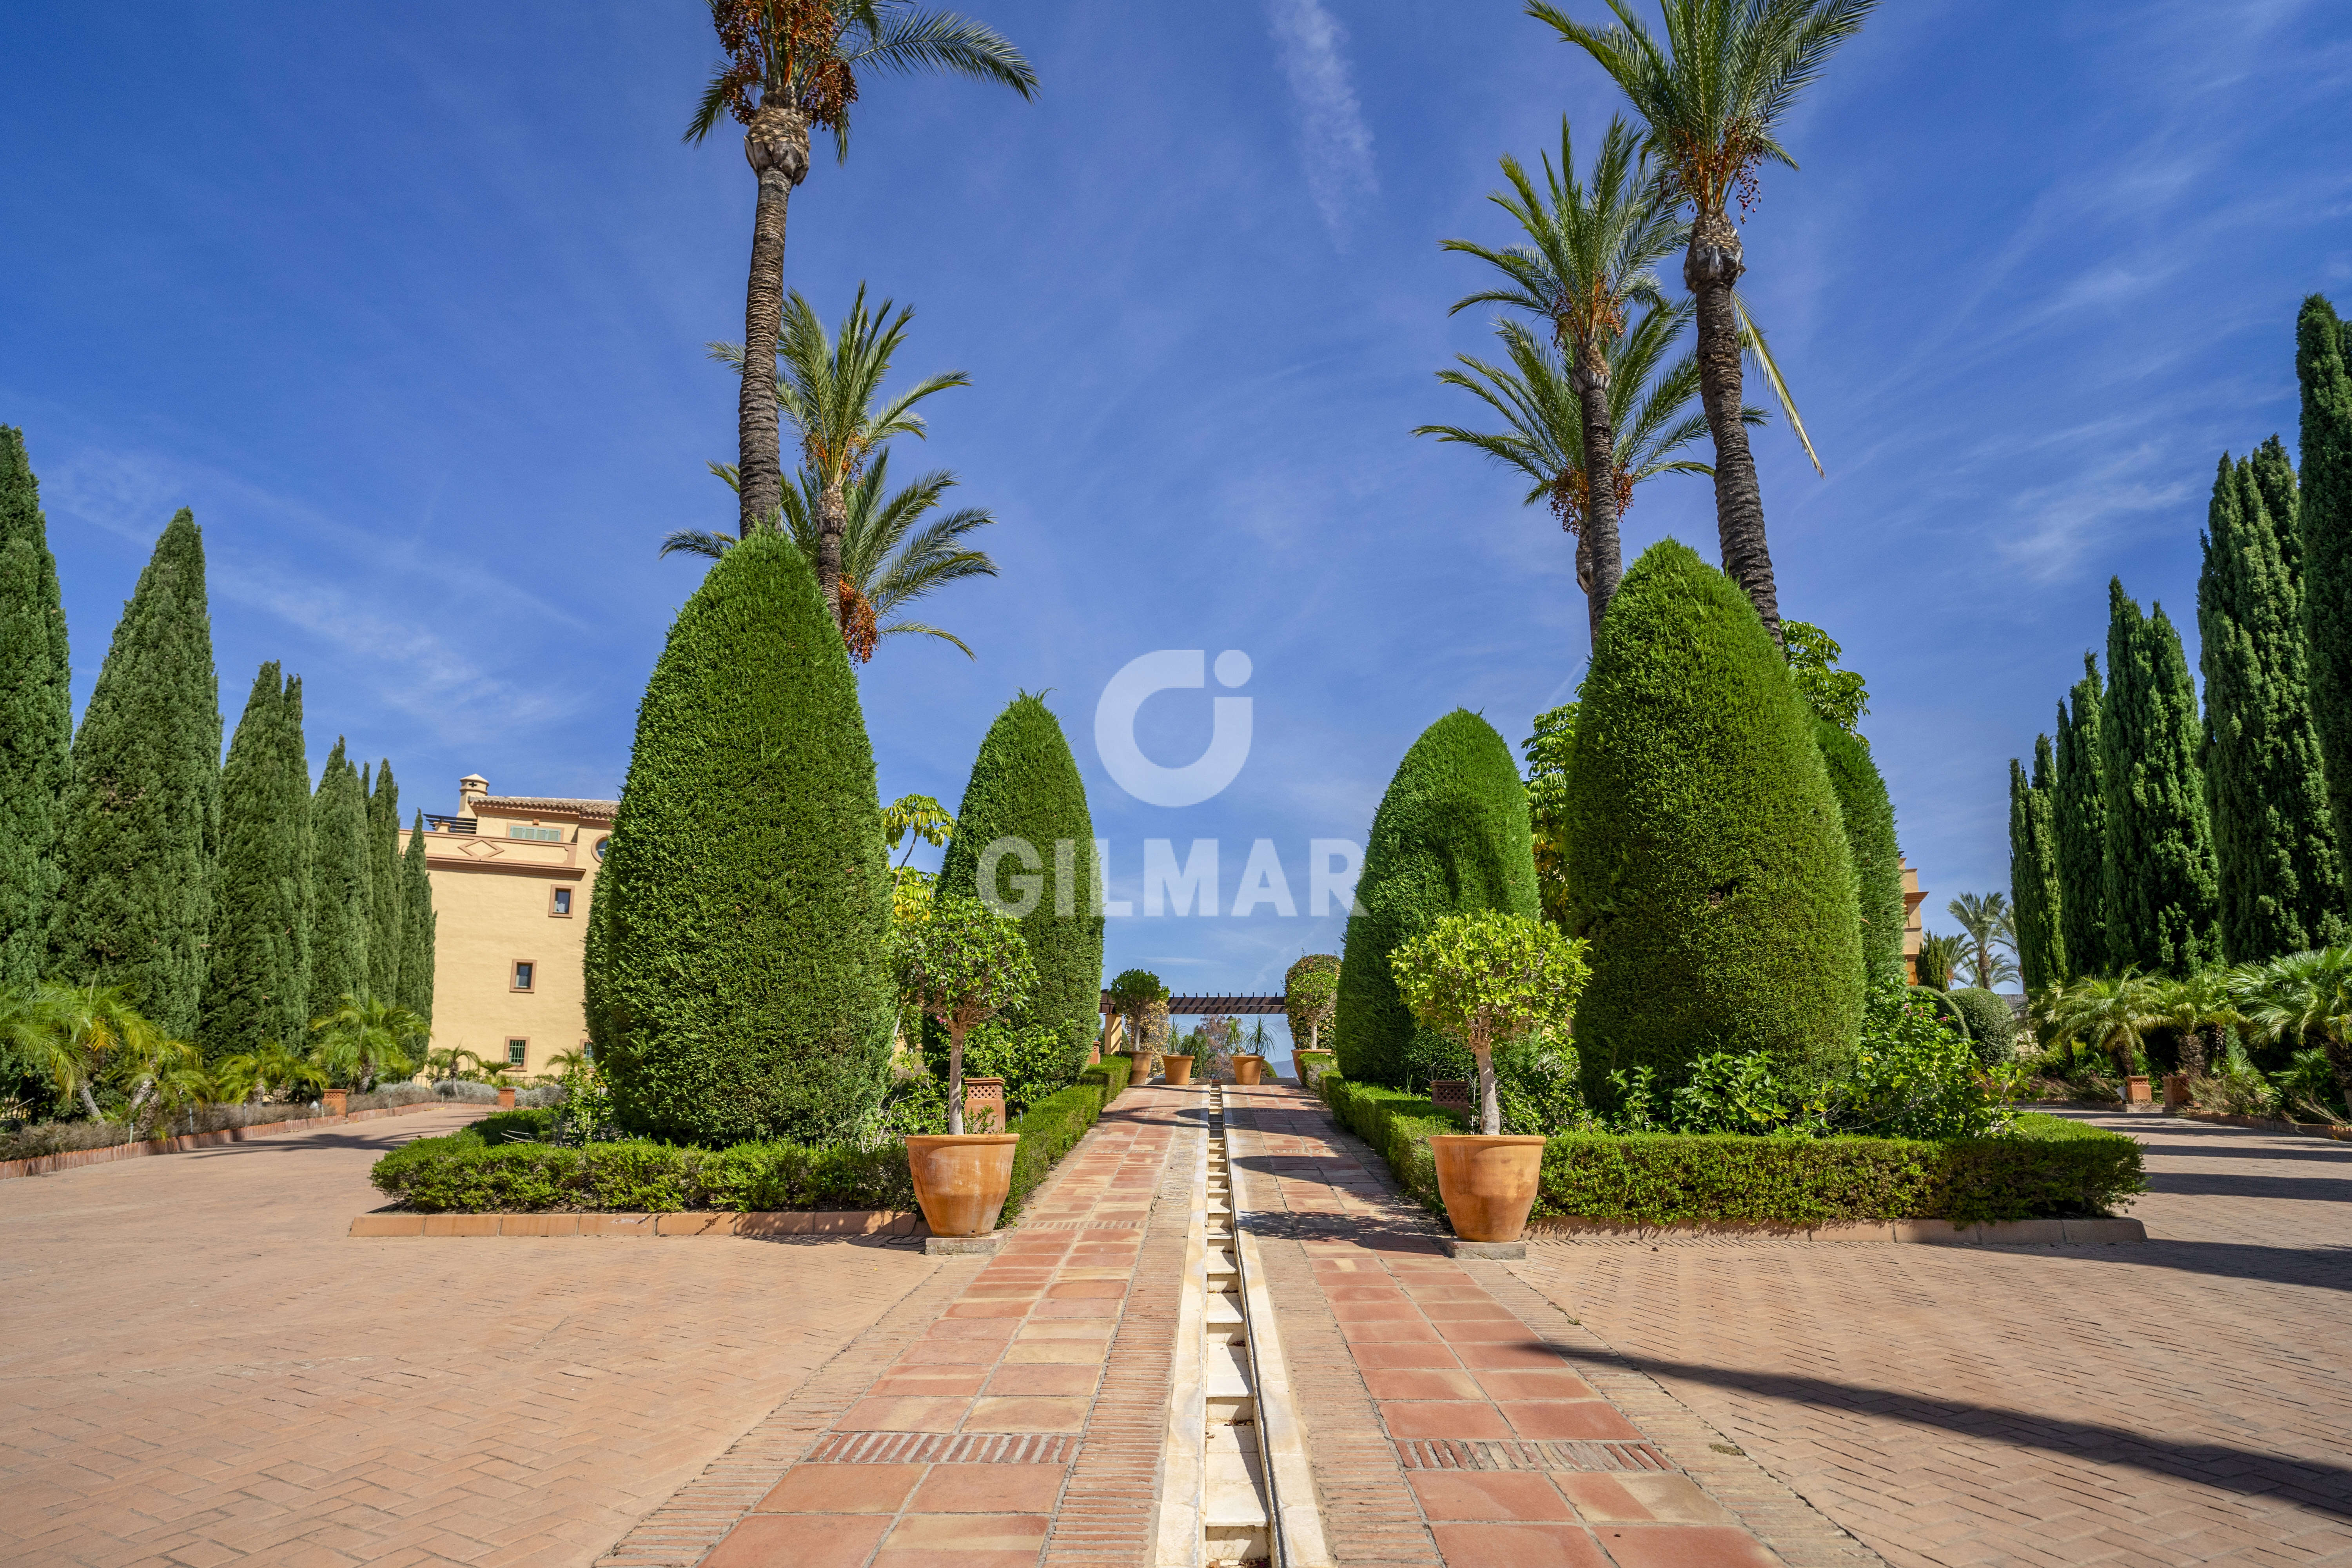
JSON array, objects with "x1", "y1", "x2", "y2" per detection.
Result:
[
  {"x1": 1227, "y1": 1080, "x2": 1875, "y2": 1568},
  {"x1": 667, "y1": 1085, "x2": 1203, "y2": 1568},
  {"x1": 1507, "y1": 1111, "x2": 2352, "y2": 1567},
  {"x1": 0, "y1": 1105, "x2": 940, "y2": 1568}
]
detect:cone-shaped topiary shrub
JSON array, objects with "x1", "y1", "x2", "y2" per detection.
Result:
[
  {"x1": 49, "y1": 509, "x2": 220, "y2": 1040},
  {"x1": 586, "y1": 531, "x2": 895, "y2": 1145},
  {"x1": 1563, "y1": 540, "x2": 1863, "y2": 1102},
  {"x1": 1334, "y1": 710, "x2": 1539, "y2": 1087},
  {"x1": 935, "y1": 693, "x2": 1104, "y2": 1078},
  {"x1": 1815, "y1": 717, "x2": 1905, "y2": 1004}
]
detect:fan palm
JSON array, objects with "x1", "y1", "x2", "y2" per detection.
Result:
[
  {"x1": 1, "y1": 982, "x2": 157, "y2": 1121},
  {"x1": 2037, "y1": 971, "x2": 2166, "y2": 1073},
  {"x1": 2148, "y1": 969, "x2": 2239, "y2": 1076},
  {"x1": 1435, "y1": 117, "x2": 1683, "y2": 633},
  {"x1": 310, "y1": 993, "x2": 428, "y2": 1093},
  {"x1": 687, "y1": 0, "x2": 1034, "y2": 543},
  {"x1": 1946, "y1": 892, "x2": 2019, "y2": 990},
  {"x1": 667, "y1": 447, "x2": 997, "y2": 659},
  {"x1": 214, "y1": 1040, "x2": 327, "y2": 1104},
  {"x1": 2239, "y1": 946, "x2": 2352, "y2": 1096},
  {"x1": 1418, "y1": 307, "x2": 1755, "y2": 603},
  {"x1": 1534, "y1": 0, "x2": 1873, "y2": 646}
]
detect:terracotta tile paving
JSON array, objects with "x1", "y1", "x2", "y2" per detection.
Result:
[
  {"x1": 1508, "y1": 1111, "x2": 2352, "y2": 1567},
  {"x1": 659, "y1": 1084, "x2": 1203, "y2": 1568},
  {"x1": 0, "y1": 1105, "x2": 941, "y2": 1568},
  {"x1": 1227, "y1": 1080, "x2": 1880, "y2": 1568}
]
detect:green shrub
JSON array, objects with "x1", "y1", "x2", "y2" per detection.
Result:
[
  {"x1": 1334, "y1": 711, "x2": 1539, "y2": 1086},
  {"x1": 585, "y1": 532, "x2": 895, "y2": 1146},
  {"x1": 473, "y1": 1107, "x2": 556, "y2": 1143},
  {"x1": 1284, "y1": 955, "x2": 1341, "y2": 1054},
  {"x1": 1908, "y1": 985, "x2": 1965, "y2": 1033},
  {"x1": 936, "y1": 693, "x2": 1105, "y2": 1076},
  {"x1": 1948, "y1": 987, "x2": 2018, "y2": 1065},
  {"x1": 1533, "y1": 1120, "x2": 2143, "y2": 1226},
  {"x1": 1563, "y1": 541, "x2": 1863, "y2": 1104},
  {"x1": 1318, "y1": 1070, "x2": 1464, "y2": 1207},
  {"x1": 1002, "y1": 1060, "x2": 1123, "y2": 1221},
  {"x1": 1815, "y1": 717, "x2": 1906, "y2": 1002}
]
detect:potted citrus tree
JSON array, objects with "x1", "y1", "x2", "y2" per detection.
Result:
[
  {"x1": 1391, "y1": 911, "x2": 1586, "y2": 1247},
  {"x1": 1107, "y1": 968, "x2": 1166, "y2": 1089},
  {"x1": 896, "y1": 893, "x2": 1038, "y2": 1237}
]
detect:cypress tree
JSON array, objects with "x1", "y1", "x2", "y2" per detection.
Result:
[
  {"x1": 585, "y1": 532, "x2": 894, "y2": 1145},
  {"x1": 2199, "y1": 453, "x2": 2346, "y2": 961},
  {"x1": 200, "y1": 665, "x2": 313, "y2": 1060},
  {"x1": 2252, "y1": 434, "x2": 2300, "y2": 585},
  {"x1": 2101, "y1": 581, "x2": 2221, "y2": 975},
  {"x1": 366, "y1": 761, "x2": 405, "y2": 1003},
  {"x1": 0, "y1": 428, "x2": 72, "y2": 988},
  {"x1": 48, "y1": 510, "x2": 220, "y2": 1040},
  {"x1": 307, "y1": 740, "x2": 372, "y2": 1018},
  {"x1": 2297, "y1": 296, "x2": 2352, "y2": 864},
  {"x1": 2053, "y1": 655, "x2": 2110, "y2": 977},
  {"x1": 2008, "y1": 739, "x2": 2065, "y2": 993},
  {"x1": 399, "y1": 813, "x2": 435, "y2": 1029},
  {"x1": 1563, "y1": 541, "x2": 1863, "y2": 1096},
  {"x1": 1815, "y1": 718, "x2": 1905, "y2": 1001},
  {"x1": 1334, "y1": 709, "x2": 1539, "y2": 1087},
  {"x1": 935, "y1": 693, "x2": 1105, "y2": 1074}
]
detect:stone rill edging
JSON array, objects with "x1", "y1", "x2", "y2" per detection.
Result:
[
  {"x1": 0, "y1": 1098, "x2": 459, "y2": 1182},
  {"x1": 351, "y1": 1209, "x2": 920, "y2": 1238},
  {"x1": 1525, "y1": 1216, "x2": 2144, "y2": 1245}
]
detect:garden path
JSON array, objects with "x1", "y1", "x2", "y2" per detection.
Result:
[
  {"x1": 1507, "y1": 1110, "x2": 2352, "y2": 1566},
  {"x1": 621, "y1": 1083, "x2": 1203, "y2": 1568},
  {"x1": 1224, "y1": 1079, "x2": 1877, "y2": 1568},
  {"x1": 0, "y1": 1103, "x2": 939, "y2": 1568}
]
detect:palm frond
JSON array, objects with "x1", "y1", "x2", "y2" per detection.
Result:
[
  {"x1": 1734, "y1": 291, "x2": 1823, "y2": 474},
  {"x1": 874, "y1": 619, "x2": 978, "y2": 658},
  {"x1": 660, "y1": 529, "x2": 739, "y2": 561},
  {"x1": 855, "y1": 8, "x2": 1039, "y2": 96}
]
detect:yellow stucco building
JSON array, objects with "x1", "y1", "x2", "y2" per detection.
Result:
[{"x1": 420, "y1": 775, "x2": 613, "y2": 1078}]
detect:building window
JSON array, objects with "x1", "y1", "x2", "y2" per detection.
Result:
[
  {"x1": 512, "y1": 961, "x2": 535, "y2": 992},
  {"x1": 506, "y1": 1038, "x2": 528, "y2": 1067},
  {"x1": 508, "y1": 824, "x2": 563, "y2": 842},
  {"x1": 593, "y1": 837, "x2": 608, "y2": 861},
  {"x1": 551, "y1": 887, "x2": 573, "y2": 917}
]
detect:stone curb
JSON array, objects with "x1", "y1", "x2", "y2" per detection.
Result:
[
  {"x1": 1524, "y1": 1216, "x2": 2146, "y2": 1245},
  {"x1": 2171, "y1": 1109, "x2": 2352, "y2": 1141},
  {"x1": 352, "y1": 1209, "x2": 922, "y2": 1238},
  {"x1": 1, "y1": 1099, "x2": 460, "y2": 1182}
]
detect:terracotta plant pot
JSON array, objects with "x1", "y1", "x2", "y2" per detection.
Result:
[
  {"x1": 2124, "y1": 1074, "x2": 2152, "y2": 1107},
  {"x1": 1164, "y1": 1054, "x2": 1195, "y2": 1086},
  {"x1": 1233, "y1": 1054, "x2": 1265, "y2": 1086},
  {"x1": 496, "y1": 1086, "x2": 517, "y2": 1111},
  {"x1": 1428, "y1": 1134, "x2": 1548, "y2": 1244},
  {"x1": 962, "y1": 1076, "x2": 1007, "y2": 1133},
  {"x1": 1128, "y1": 1052, "x2": 1152, "y2": 1087},
  {"x1": 321, "y1": 1089, "x2": 349, "y2": 1117},
  {"x1": 2163, "y1": 1073, "x2": 2190, "y2": 1110},
  {"x1": 905, "y1": 1134, "x2": 1022, "y2": 1238}
]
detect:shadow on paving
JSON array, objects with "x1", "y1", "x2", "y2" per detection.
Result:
[
  {"x1": 1554, "y1": 1351, "x2": 2352, "y2": 1519},
  {"x1": 2138, "y1": 1142, "x2": 2352, "y2": 1164},
  {"x1": 2143, "y1": 1169, "x2": 2352, "y2": 1201}
]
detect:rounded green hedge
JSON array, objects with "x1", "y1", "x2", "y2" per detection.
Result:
[
  {"x1": 1947, "y1": 987, "x2": 2017, "y2": 1065},
  {"x1": 1333, "y1": 710, "x2": 1539, "y2": 1086},
  {"x1": 1563, "y1": 540, "x2": 1863, "y2": 1102},
  {"x1": 584, "y1": 531, "x2": 895, "y2": 1145},
  {"x1": 935, "y1": 692, "x2": 1105, "y2": 1076},
  {"x1": 1909, "y1": 985, "x2": 1966, "y2": 1034}
]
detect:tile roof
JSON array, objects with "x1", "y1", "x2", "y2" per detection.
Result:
[{"x1": 474, "y1": 795, "x2": 619, "y2": 820}]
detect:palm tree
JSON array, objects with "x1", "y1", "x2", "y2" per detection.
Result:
[
  {"x1": 1, "y1": 982, "x2": 158, "y2": 1122},
  {"x1": 687, "y1": 2, "x2": 1034, "y2": 544},
  {"x1": 2148, "y1": 969, "x2": 2239, "y2": 1077},
  {"x1": 1435, "y1": 118, "x2": 1684, "y2": 633},
  {"x1": 666, "y1": 446, "x2": 998, "y2": 659},
  {"x1": 1534, "y1": 0, "x2": 1873, "y2": 646},
  {"x1": 2037, "y1": 971, "x2": 2165, "y2": 1074},
  {"x1": 311, "y1": 994, "x2": 428, "y2": 1093},
  {"x1": 2239, "y1": 946, "x2": 2352, "y2": 1096},
  {"x1": 1419, "y1": 304, "x2": 1761, "y2": 601},
  {"x1": 214, "y1": 1040, "x2": 327, "y2": 1104},
  {"x1": 701, "y1": 288, "x2": 972, "y2": 631},
  {"x1": 1946, "y1": 893, "x2": 2019, "y2": 989}
]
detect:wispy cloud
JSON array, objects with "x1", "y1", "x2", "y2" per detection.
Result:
[{"x1": 1267, "y1": 0, "x2": 1377, "y2": 244}]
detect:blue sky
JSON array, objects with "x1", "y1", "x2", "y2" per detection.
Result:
[{"x1": 7, "y1": 2, "x2": 2352, "y2": 1042}]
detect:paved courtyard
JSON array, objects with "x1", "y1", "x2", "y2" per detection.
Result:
[{"x1": 0, "y1": 1107, "x2": 938, "y2": 1568}]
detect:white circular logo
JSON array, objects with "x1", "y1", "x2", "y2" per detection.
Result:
[{"x1": 1093, "y1": 650, "x2": 1254, "y2": 808}]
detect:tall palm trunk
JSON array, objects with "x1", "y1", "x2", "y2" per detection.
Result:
[
  {"x1": 818, "y1": 475, "x2": 849, "y2": 628},
  {"x1": 1570, "y1": 343, "x2": 1623, "y2": 637},
  {"x1": 1686, "y1": 216, "x2": 1781, "y2": 646},
  {"x1": 737, "y1": 105, "x2": 811, "y2": 541}
]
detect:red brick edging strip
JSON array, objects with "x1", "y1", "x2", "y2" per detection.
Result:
[
  {"x1": 352, "y1": 1210, "x2": 920, "y2": 1238},
  {"x1": 2173, "y1": 1108, "x2": 2352, "y2": 1142},
  {"x1": 1526, "y1": 1215, "x2": 2145, "y2": 1244},
  {"x1": 0, "y1": 1098, "x2": 457, "y2": 1182}
]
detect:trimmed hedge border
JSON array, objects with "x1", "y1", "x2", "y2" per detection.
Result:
[
  {"x1": 1, "y1": 1098, "x2": 457, "y2": 1182},
  {"x1": 368, "y1": 1062, "x2": 1128, "y2": 1225},
  {"x1": 1317, "y1": 1071, "x2": 2143, "y2": 1225}
]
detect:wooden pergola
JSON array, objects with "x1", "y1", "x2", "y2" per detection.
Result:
[{"x1": 1097, "y1": 992, "x2": 1285, "y2": 1016}]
